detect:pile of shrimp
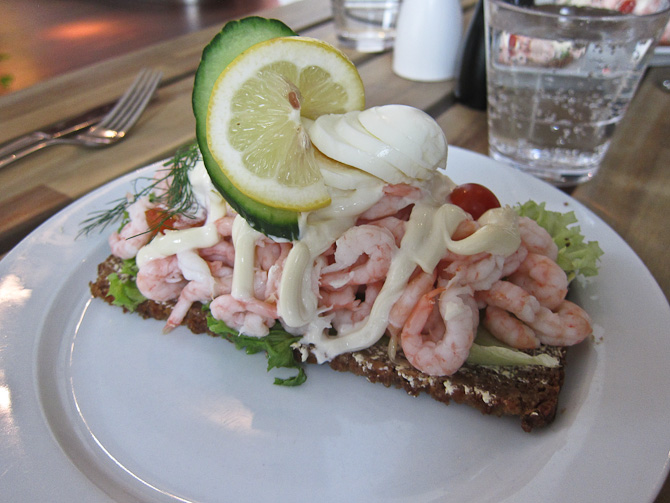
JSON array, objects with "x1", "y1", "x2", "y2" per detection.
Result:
[{"x1": 109, "y1": 182, "x2": 592, "y2": 378}]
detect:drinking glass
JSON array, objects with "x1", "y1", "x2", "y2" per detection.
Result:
[
  {"x1": 332, "y1": 0, "x2": 402, "y2": 53},
  {"x1": 484, "y1": 0, "x2": 670, "y2": 186}
]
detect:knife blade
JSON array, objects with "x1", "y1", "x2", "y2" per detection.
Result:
[{"x1": 0, "y1": 102, "x2": 114, "y2": 162}]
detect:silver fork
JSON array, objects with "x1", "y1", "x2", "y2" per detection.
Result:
[{"x1": 0, "y1": 68, "x2": 163, "y2": 169}]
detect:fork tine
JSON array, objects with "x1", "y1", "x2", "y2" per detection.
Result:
[
  {"x1": 95, "y1": 68, "x2": 151, "y2": 130},
  {"x1": 107, "y1": 70, "x2": 162, "y2": 134},
  {"x1": 104, "y1": 69, "x2": 158, "y2": 131}
]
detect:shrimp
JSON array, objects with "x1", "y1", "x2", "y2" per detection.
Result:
[
  {"x1": 357, "y1": 183, "x2": 423, "y2": 221},
  {"x1": 264, "y1": 263, "x2": 284, "y2": 304},
  {"x1": 442, "y1": 252, "x2": 505, "y2": 291},
  {"x1": 209, "y1": 294, "x2": 278, "y2": 337},
  {"x1": 198, "y1": 216, "x2": 238, "y2": 266},
  {"x1": 501, "y1": 244, "x2": 528, "y2": 277},
  {"x1": 475, "y1": 280, "x2": 541, "y2": 324},
  {"x1": 509, "y1": 252, "x2": 568, "y2": 310},
  {"x1": 319, "y1": 284, "x2": 358, "y2": 310},
  {"x1": 483, "y1": 305, "x2": 541, "y2": 349},
  {"x1": 108, "y1": 196, "x2": 154, "y2": 259},
  {"x1": 320, "y1": 225, "x2": 396, "y2": 289},
  {"x1": 215, "y1": 215, "x2": 236, "y2": 237},
  {"x1": 259, "y1": 241, "x2": 291, "y2": 302},
  {"x1": 529, "y1": 300, "x2": 592, "y2": 346},
  {"x1": 256, "y1": 239, "x2": 291, "y2": 272},
  {"x1": 387, "y1": 269, "x2": 437, "y2": 336},
  {"x1": 400, "y1": 284, "x2": 478, "y2": 376},
  {"x1": 368, "y1": 216, "x2": 407, "y2": 246},
  {"x1": 518, "y1": 217, "x2": 558, "y2": 261},
  {"x1": 135, "y1": 256, "x2": 187, "y2": 302},
  {"x1": 330, "y1": 282, "x2": 383, "y2": 332},
  {"x1": 199, "y1": 240, "x2": 235, "y2": 267},
  {"x1": 164, "y1": 274, "x2": 233, "y2": 331}
]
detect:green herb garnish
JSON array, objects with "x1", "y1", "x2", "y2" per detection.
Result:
[
  {"x1": 107, "y1": 258, "x2": 146, "y2": 312},
  {"x1": 79, "y1": 142, "x2": 201, "y2": 237},
  {"x1": 207, "y1": 314, "x2": 306, "y2": 386}
]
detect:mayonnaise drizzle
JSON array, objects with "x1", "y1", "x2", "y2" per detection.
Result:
[{"x1": 231, "y1": 215, "x2": 262, "y2": 300}]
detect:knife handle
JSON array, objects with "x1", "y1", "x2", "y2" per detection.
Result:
[
  {"x1": 0, "y1": 132, "x2": 50, "y2": 160},
  {"x1": 0, "y1": 138, "x2": 56, "y2": 170}
]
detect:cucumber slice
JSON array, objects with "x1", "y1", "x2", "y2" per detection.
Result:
[{"x1": 192, "y1": 17, "x2": 300, "y2": 240}]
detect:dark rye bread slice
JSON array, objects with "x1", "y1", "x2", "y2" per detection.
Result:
[{"x1": 91, "y1": 254, "x2": 567, "y2": 432}]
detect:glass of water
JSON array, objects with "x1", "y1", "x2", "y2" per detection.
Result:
[
  {"x1": 484, "y1": 0, "x2": 670, "y2": 186},
  {"x1": 332, "y1": 0, "x2": 401, "y2": 53}
]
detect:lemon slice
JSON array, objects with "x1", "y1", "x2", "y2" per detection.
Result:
[{"x1": 206, "y1": 36, "x2": 365, "y2": 213}]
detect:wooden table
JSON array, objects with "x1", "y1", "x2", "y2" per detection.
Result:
[{"x1": 1, "y1": 0, "x2": 669, "y2": 499}]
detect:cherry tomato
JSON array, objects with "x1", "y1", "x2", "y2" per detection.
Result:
[
  {"x1": 447, "y1": 183, "x2": 501, "y2": 220},
  {"x1": 145, "y1": 208, "x2": 177, "y2": 236}
]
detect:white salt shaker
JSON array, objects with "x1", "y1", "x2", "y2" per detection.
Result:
[{"x1": 392, "y1": 0, "x2": 464, "y2": 81}]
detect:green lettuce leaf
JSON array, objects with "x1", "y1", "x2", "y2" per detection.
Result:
[
  {"x1": 466, "y1": 327, "x2": 559, "y2": 367},
  {"x1": 515, "y1": 200, "x2": 603, "y2": 282},
  {"x1": 107, "y1": 258, "x2": 146, "y2": 312},
  {"x1": 207, "y1": 314, "x2": 306, "y2": 386}
]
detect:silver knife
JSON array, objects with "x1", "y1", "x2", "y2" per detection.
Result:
[{"x1": 0, "y1": 102, "x2": 114, "y2": 164}]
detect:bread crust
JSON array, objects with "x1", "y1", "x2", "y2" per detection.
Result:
[{"x1": 91, "y1": 254, "x2": 566, "y2": 432}]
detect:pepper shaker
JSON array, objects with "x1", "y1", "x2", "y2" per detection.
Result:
[
  {"x1": 455, "y1": 0, "x2": 535, "y2": 110},
  {"x1": 392, "y1": 0, "x2": 464, "y2": 82}
]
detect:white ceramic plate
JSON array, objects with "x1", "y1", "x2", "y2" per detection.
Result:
[{"x1": 1, "y1": 147, "x2": 669, "y2": 502}]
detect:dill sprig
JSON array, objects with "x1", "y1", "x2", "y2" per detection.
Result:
[
  {"x1": 152, "y1": 141, "x2": 200, "y2": 221},
  {"x1": 78, "y1": 141, "x2": 201, "y2": 237}
]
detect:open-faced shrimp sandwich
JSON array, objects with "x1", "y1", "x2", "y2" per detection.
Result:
[{"x1": 87, "y1": 17, "x2": 602, "y2": 431}]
